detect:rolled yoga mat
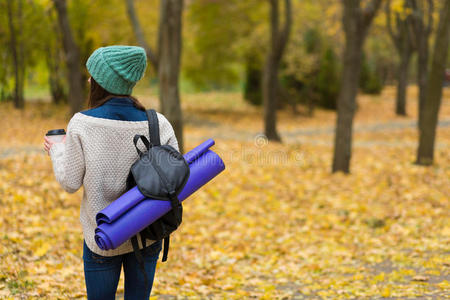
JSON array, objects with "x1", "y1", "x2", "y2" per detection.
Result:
[
  {"x1": 95, "y1": 138, "x2": 216, "y2": 225},
  {"x1": 94, "y1": 139, "x2": 225, "y2": 250}
]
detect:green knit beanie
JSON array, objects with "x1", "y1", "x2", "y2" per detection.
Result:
[{"x1": 86, "y1": 45, "x2": 147, "y2": 95}]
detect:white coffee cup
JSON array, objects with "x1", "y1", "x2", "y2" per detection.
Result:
[{"x1": 46, "y1": 129, "x2": 66, "y2": 143}]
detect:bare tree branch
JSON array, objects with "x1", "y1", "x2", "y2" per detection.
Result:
[
  {"x1": 269, "y1": 0, "x2": 279, "y2": 51},
  {"x1": 405, "y1": 0, "x2": 418, "y2": 50},
  {"x1": 409, "y1": 0, "x2": 419, "y2": 32},
  {"x1": 424, "y1": 0, "x2": 433, "y2": 35},
  {"x1": 385, "y1": 0, "x2": 400, "y2": 50},
  {"x1": 125, "y1": 0, "x2": 159, "y2": 71},
  {"x1": 53, "y1": 0, "x2": 84, "y2": 115},
  {"x1": 409, "y1": 0, "x2": 433, "y2": 37},
  {"x1": 362, "y1": 0, "x2": 383, "y2": 28},
  {"x1": 278, "y1": 0, "x2": 292, "y2": 57}
]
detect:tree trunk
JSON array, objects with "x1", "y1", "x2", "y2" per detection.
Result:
[
  {"x1": 125, "y1": 0, "x2": 158, "y2": 72},
  {"x1": 416, "y1": 38, "x2": 429, "y2": 128},
  {"x1": 409, "y1": 0, "x2": 433, "y2": 131},
  {"x1": 158, "y1": 0, "x2": 184, "y2": 153},
  {"x1": 416, "y1": 0, "x2": 450, "y2": 165},
  {"x1": 263, "y1": 52, "x2": 281, "y2": 142},
  {"x1": 386, "y1": 0, "x2": 415, "y2": 116},
  {"x1": 46, "y1": 7, "x2": 67, "y2": 104},
  {"x1": 6, "y1": 0, "x2": 25, "y2": 109},
  {"x1": 332, "y1": 0, "x2": 382, "y2": 173},
  {"x1": 125, "y1": 0, "x2": 185, "y2": 152},
  {"x1": 332, "y1": 35, "x2": 364, "y2": 173},
  {"x1": 263, "y1": 0, "x2": 292, "y2": 142},
  {"x1": 53, "y1": 0, "x2": 84, "y2": 116},
  {"x1": 396, "y1": 49, "x2": 411, "y2": 116},
  {"x1": 46, "y1": 47, "x2": 67, "y2": 104}
]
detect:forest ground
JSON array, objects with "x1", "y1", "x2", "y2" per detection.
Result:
[{"x1": 0, "y1": 86, "x2": 448, "y2": 299}]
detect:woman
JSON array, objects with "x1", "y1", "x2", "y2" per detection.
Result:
[{"x1": 44, "y1": 45, "x2": 179, "y2": 299}]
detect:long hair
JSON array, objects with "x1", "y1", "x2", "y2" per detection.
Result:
[{"x1": 87, "y1": 77, "x2": 146, "y2": 111}]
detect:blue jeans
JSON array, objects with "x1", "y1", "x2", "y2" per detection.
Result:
[{"x1": 83, "y1": 239, "x2": 162, "y2": 300}]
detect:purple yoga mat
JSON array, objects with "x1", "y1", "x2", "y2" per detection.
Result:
[
  {"x1": 96, "y1": 138, "x2": 216, "y2": 225},
  {"x1": 94, "y1": 140, "x2": 225, "y2": 250}
]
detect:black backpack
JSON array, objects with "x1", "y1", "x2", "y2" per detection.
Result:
[{"x1": 126, "y1": 109, "x2": 190, "y2": 287}]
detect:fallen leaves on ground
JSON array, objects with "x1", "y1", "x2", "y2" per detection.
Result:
[{"x1": 0, "y1": 89, "x2": 449, "y2": 299}]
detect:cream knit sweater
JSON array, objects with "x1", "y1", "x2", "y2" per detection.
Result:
[{"x1": 49, "y1": 111, "x2": 179, "y2": 256}]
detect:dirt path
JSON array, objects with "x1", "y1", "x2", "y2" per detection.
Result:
[
  {"x1": 190, "y1": 117, "x2": 450, "y2": 148},
  {"x1": 1, "y1": 118, "x2": 449, "y2": 159}
]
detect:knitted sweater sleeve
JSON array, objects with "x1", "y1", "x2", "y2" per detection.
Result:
[
  {"x1": 159, "y1": 114, "x2": 180, "y2": 152},
  {"x1": 49, "y1": 114, "x2": 85, "y2": 193}
]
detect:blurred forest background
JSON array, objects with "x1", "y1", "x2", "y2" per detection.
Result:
[{"x1": 0, "y1": 0, "x2": 449, "y2": 298}]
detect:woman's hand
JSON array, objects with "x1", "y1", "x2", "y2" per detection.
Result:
[{"x1": 43, "y1": 135, "x2": 66, "y2": 156}]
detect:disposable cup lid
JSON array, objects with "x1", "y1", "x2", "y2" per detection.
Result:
[{"x1": 46, "y1": 129, "x2": 66, "y2": 136}]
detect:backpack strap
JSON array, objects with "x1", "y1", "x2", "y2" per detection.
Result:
[
  {"x1": 133, "y1": 135, "x2": 150, "y2": 156},
  {"x1": 141, "y1": 109, "x2": 175, "y2": 263},
  {"x1": 146, "y1": 109, "x2": 161, "y2": 146},
  {"x1": 148, "y1": 156, "x2": 182, "y2": 224},
  {"x1": 142, "y1": 115, "x2": 182, "y2": 224},
  {"x1": 162, "y1": 236, "x2": 170, "y2": 262},
  {"x1": 131, "y1": 235, "x2": 149, "y2": 290}
]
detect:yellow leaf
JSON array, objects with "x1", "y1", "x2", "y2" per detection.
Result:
[
  {"x1": 381, "y1": 287, "x2": 391, "y2": 297},
  {"x1": 412, "y1": 275, "x2": 429, "y2": 282},
  {"x1": 34, "y1": 243, "x2": 50, "y2": 257}
]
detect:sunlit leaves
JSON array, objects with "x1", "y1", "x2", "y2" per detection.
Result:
[{"x1": 0, "y1": 89, "x2": 449, "y2": 297}]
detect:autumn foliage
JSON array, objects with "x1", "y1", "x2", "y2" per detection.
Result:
[{"x1": 0, "y1": 87, "x2": 449, "y2": 298}]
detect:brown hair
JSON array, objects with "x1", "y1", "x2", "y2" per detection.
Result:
[{"x1": 87, "y1": 77, "x2": 146, "y2": 111}]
